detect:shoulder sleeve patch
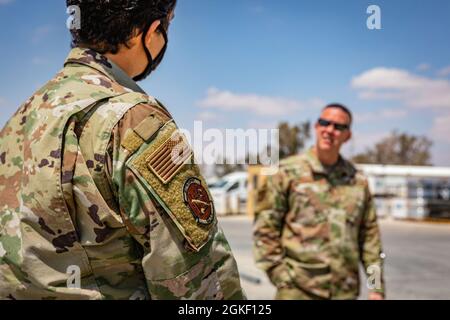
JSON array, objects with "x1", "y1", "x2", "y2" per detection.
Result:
[
  {"x1": 127, "y1": 121, "x2": 216, "y2": 252},
  {"x1": 134, "y1": 113, "x2": 165, "y2": 141},
  {"x1": 121, "y1": 129, "x2": 145, "y2": 154},
  {"x1": 121, "y1": 111, "x2": 168, "y2": 154}
]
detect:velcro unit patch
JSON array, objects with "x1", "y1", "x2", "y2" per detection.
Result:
[
  {"x1": 128, "y1": 122, "x2": 216, "y2": 251},
  {"x1": 183, "y1": 177, "x2": 215, "y2": 226},
  {"x1": 134, "y1": 113, "x2": 165, "y2": 141}
]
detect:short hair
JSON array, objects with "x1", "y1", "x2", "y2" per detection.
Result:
[
  {"x1": 322, "y1": 103, "x2": 353, "y2": 126},
  {"x1": 66, "y1": 0, "x2": 177, "y2": 54}
]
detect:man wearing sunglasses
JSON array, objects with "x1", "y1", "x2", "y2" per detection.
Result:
[
  {"x1": 0, "y1": 0, "x2": 245, "y2": 300},
  {"x1": 254, "y1": 104, "x2": 385, "y2": 300}
]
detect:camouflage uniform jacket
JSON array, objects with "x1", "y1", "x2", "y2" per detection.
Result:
[
  {"x1": 0, "y1": 48, "x2": 245, "y2": 300},
  {"x1": 254, "y1": 148, "x2": 385, "y2": 299}
]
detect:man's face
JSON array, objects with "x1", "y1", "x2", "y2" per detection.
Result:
[{"x1": 315, "y1": 107, "x2": 352, "y2": 154}]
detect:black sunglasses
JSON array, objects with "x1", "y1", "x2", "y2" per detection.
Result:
[{"x1": 317, "y1": 118, "x2": 350, "y2": 131}]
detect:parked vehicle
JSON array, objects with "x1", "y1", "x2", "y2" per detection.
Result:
[{"x1": 208, "y1": 172, "x2": 248, "y2": 216}]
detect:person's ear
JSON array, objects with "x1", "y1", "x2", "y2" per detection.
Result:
[
  {"x1": 344, "y1": 130, "x2": 352, "y2": 143},
  {"x1": 144, "y1": 20, "x2": 161, "y2": 47}
]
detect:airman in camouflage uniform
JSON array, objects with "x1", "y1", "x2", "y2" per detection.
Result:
[
  {"x1": 0, "y1": 0, "x2": 244, "y2": 300},
  {"x1": 254, "y1": 104, "x2": 385, "y2": 300}
]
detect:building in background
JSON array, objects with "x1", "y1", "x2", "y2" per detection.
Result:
[
  {"x1": 246, "y1": 165, "x2": 450, "y2": 220},
  {"x1": 358, "y1": 165, "x2": 450, "y2": 220}
]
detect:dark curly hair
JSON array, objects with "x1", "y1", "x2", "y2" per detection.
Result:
[{"x1": 66, "y1": 0, "x2": 177, "y2": 54}]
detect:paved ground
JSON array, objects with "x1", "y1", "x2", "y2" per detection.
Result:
[{"x1": 218, "y1": 216, "x2": 450, "y2": 300}]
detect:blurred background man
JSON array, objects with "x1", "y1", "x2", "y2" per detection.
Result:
[{"x1": 254, "y1": 103, "x2": 385, "y2": 300}]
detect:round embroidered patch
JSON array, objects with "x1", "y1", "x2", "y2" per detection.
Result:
[{"x1": 183, "y1": 178, "x2": 215, "y2": 226}]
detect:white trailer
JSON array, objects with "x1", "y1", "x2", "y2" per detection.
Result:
[
  {"x1": 208, "y1": 172, "x2": 248, "y2": 216},
  {"x1": 356, "y1": 164, "x2": 450, "y2": 220}
]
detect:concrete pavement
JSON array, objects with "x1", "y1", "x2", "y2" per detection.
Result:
[{"x1": 219, "y1": 216, "x2": 450, "y2": 300}]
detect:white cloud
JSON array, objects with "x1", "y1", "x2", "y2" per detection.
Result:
[
  {"x1": 354, "y1": 108, "x2": 407, "y2": 123},
  {"x1": 341, "y1": 130, "x2": 389, "y2": 158},
  {"x1": 32, "y1": 25, "x2": 52, "y2": 44},
  {"x1": 247, "y1": 120, "x2": 278, "y2": 129},
  {"x1": 437, "y1": 66, "x2": 450, "y2": 77},
  {"x1": 416, "y1": 63, "x2": 431, "y2": 72},
  {"x1": 0, "y1": 0, "x2": 14, "y2": 5},
  {"x1": 352, "y1": 67, "x2": 450, "y2": 110},
  {"x1": 195, "y1": 111, "x2": 221, "y2": 122},
  {"x1": 197, "y1": 87, "x2": 324, "y2": 116}
]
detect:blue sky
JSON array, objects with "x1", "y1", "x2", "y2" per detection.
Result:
[{"x1": 0, "y1": 0, "x2": 450, "y2": 165}]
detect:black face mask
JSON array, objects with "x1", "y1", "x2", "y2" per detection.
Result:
[{"x1": 133, "y1": 22, "x2": 168, "y2": 82}]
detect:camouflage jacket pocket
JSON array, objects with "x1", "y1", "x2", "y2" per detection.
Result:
[
  {"x1": 290, "y1": 181, "x2": 330, "y2": 225},
  {"x1": 268, "y1": 263, "x2": 294, "y2": 289},
  {"x1": 342, "y1": 187, "x2": 366, "y2": 227},
  {"x1": 146, "y1": 256, "x2": 223, "y2": 300},
  {"x1": 284, "y1": 257, "x2": 332, "y2": 299}
]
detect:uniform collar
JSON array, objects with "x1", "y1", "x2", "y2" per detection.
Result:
[
  {"x1": 304, "y1": 147, "x2": 356, "y2": 180},
  {"x1": 304, "y1": 148, "x2": 327, "y2": 174},
  {"x1": 64, "y1": 47, "x2": 146, "y2": 94}
]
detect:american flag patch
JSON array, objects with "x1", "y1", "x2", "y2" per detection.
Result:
[{"x1": 146, "y1": 131, "x2": 192, "y2": 184}]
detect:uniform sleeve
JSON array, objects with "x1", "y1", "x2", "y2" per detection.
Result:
[
  {"x1": 107, "y1": 103, "x2": 245, "y2": 300},
  {"x1": 253, "y1": 167, "x2": 292, "y2": 287},
  {"x1": 359, "y1": 183, "x2": 386, "y2": 296}
]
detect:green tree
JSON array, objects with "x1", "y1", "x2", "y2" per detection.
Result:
[
  {"x1": 352, "y1": 131, "x2": 433, "y2": 166},
  {"x1": 278, "y1": 121, "x2": 311, "y2": 159}
]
